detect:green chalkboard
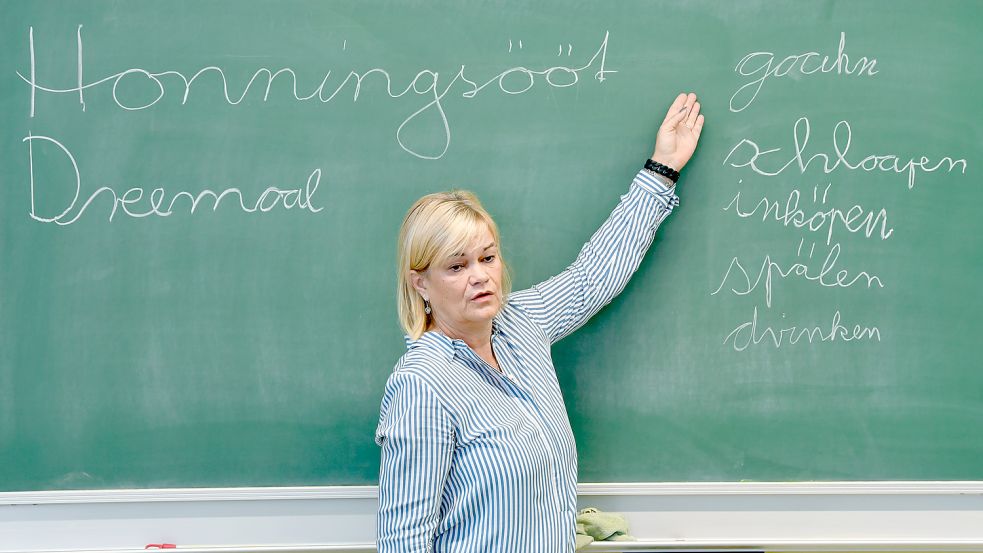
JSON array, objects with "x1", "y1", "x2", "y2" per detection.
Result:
[{"x1": 1, "y1": 0, "x2": 981, "y2": 492}]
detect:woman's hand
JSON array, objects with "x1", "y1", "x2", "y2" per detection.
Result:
[{"x1": 650, "y1": 92, "x2": 705, "y2": 171}]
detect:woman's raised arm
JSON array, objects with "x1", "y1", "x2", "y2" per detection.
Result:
[{"x1": 509, "y1": 93, "x2": 705, "y2": 344}]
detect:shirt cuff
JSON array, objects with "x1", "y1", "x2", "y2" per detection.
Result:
[{"x1": 632, "y1": 169, "x2": 681, "y2": 211}]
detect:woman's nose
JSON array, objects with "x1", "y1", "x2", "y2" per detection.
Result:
[{"x1": 469, "y1": 264, "x2": 489, "y2": 284}]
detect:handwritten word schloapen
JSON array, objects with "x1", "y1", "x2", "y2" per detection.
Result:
[
  {"x1": 18, "y1": 26, "x2": 617, "y2": 160},
  {"x1": 722, "y1": 117, "x2": 967, "y2": 189}
]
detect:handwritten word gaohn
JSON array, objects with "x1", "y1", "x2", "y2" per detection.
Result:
[
  {"x1": 711, "y1": 239, "x2": 883, "y2": 308},
  {"x1": 24, "y1": 134, "x2": 323, "y2": 225},
  {"x1": 723, "y1": 182, "x2": 894, "y2": 245},
  {"x1": 723, "y1": 306, "x2": 881, "y2": 351},
  {"x1": 722, "y1": 117, "x2": 967, "y2": 189},
  {"x1": 19, "y1": 26, "x2": 616, "y2": 160},
  {"x1": 730, "y1": 32, "x2": 877, "y2": 112}
]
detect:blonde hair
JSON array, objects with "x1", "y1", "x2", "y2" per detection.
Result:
[{"x1": 397, "y1": 190, "x2": 511, "y2": 340}]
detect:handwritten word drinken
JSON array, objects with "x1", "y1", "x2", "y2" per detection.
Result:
[{"x1": 723, "y1": 307, "x2": 881, "y2": 352}]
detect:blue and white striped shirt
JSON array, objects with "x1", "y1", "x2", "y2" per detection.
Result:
[{"x1": 376, "y1": 170, "x2": 680, "y2": 553}]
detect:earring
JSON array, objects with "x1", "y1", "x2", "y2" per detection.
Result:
[{"x1": 424, "y1": 300, "x2": 432, "y2": 315}]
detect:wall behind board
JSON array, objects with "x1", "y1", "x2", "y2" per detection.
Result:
[{"x1": 1, "y1": 0, "x2": 980, "y2": 492}]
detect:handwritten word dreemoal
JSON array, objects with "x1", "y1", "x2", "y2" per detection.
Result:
[
  {"x1": 19, "y1": 26, "x2": 616, "y2": 160},
  {"x1": 722, "y1": 117, "x2": 967, "y2": 189},
  {"x1": 730, "y1": 32, "x2": 878, "y2": 112},
  {"x1": 722, "y1": 182, "x2": 894, "y2": 245},
  {"x1": 711, "y1": 239, "x2": 883, "y2": 308},
  {"x1": 24, "y1": 134, "x2": 323, "y2": 225},
  {"x1": 723, "y1": 306, "x2": 881, "y2": 351}
]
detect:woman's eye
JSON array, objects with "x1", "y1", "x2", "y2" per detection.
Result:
[
  {"x1": 483, "y1": 255, "x2": 496, "y2": 263},
  {"x1": 449, "y1": 264, "x2": 463, "y2": 272}
]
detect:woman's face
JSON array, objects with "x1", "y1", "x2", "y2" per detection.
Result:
[{"x1": 412, "y1": 224, "x2": 503, "y2": 338}]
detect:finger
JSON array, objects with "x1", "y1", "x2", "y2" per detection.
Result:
[
  {"x1": 661, "y1": 93, "x2": 688, "y2": 125},
  {"x1": 675, "y1": 93, "x2": 696, "y2": 128},
  {"x1": 686, "y1": 101, "x2": 701, "y2": 129},
  {"x1": 663, "y1": 103, "x2": 689, "y2": 130},
  {"x1": 692, "y1": 114, "x2": 705, "y2": 139},
  {"x1": 683, "y1": 92, "x2": 696, "y2": 114}
]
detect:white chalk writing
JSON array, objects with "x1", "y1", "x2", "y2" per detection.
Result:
[
  {"x1": 723, "y1": 306, "x2": 881, "y2": 351},
  {"x1": 730, "y1": 32, "x2": 878, "y2": 112},
  {"x1": 722, "y1": 182, "x2": 894, "y2": 245},
  {"x1": 19, "y1": 26, "x2": 617, "y2": 160},
  {"x1": 711, "y1": 240, "x2": 883, "y2": 308},
  {"x1": 722, "y1": 117, "x2": 967, "y2": 189},
  {"x1": 24, "y1": 133, "x2": 323, "y2": 225}
]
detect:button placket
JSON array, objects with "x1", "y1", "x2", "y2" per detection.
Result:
[
  {"x1": 456, "y1": 338, "x2": 565, "y2": 511},
  {"x1": 494, "y1": 336, "x2": 566, "y2": 511}
]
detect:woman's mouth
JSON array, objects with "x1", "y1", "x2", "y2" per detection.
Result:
[{"x1": 471, "y1": 291, "x2": 494, "y2": 302}]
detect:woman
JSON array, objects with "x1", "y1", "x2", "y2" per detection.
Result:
[{"x1": 376, "y1": 93, "x2": 705, "y2": 552}]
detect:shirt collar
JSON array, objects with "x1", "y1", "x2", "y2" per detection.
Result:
[
  {"x1": 404, "y1": 317, "x2": 505, "y2": 359},
  {"x1": 405, "y1": 330, "x2": 457, "y2": 360}
]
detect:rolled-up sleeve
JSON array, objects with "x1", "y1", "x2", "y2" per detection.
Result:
[
  {"x1": 375, "y1": 371, "x2": 455, "y2": 553},
  {"x1": 510, "y1": 169, "x2": 680, "y2": 343}
]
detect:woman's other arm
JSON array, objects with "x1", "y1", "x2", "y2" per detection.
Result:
[{"x1": 375, "y1": 371, "x2": 455, "y2": 552}]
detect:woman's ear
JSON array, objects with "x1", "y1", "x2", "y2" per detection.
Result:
[{"x1": 409, "y1": 270, "x2": 428, "y2": 301}]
